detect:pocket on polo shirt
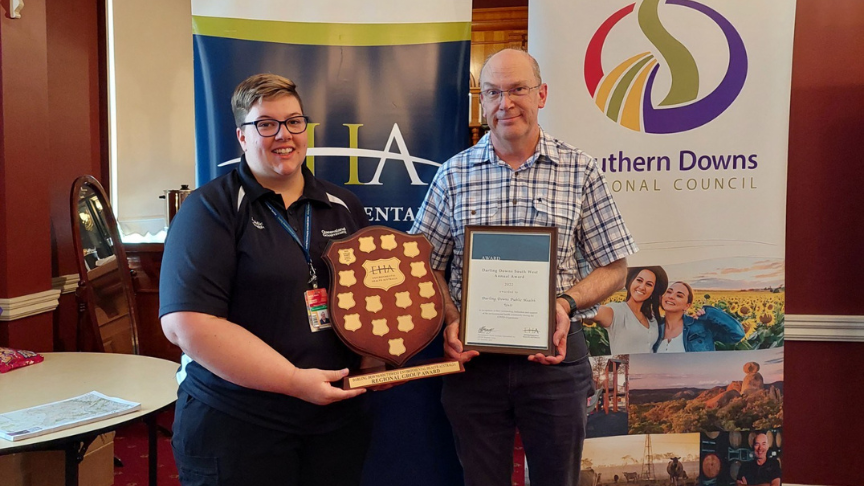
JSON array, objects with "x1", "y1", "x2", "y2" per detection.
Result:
[
  {"x1": 532, "y1": 199, "x2": 575, "y2": 229},
  {"x1": 459, "y1": 203, "x2": 500, "y2": 226}
]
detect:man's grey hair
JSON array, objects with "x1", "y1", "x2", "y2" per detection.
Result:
[{"x1": 479, "y1": 48, "x2": 543, "y2": 85}]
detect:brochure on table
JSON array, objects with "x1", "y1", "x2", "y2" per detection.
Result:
[{"x1": 0, "y1": 391, "x2": 141, "y2": 441}]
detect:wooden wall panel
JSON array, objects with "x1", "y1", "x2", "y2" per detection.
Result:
[
  {"x1": 785, "y1": 3, "x2": 864, "y2": 316},
  {"x1": 783, "y1": 1, "x2": 864, "y2": 485},
  {"x1": 0, "y1": 0, "x2": 52, "y2": 299},
  {"x1": 0, "y1": 0, "x2": 104, "y2": 350},
  {"x1": 469, "y1": 7, "x2": 527, "y2": 144},
  {"x1": 784, "y1": 341, "x2": 864, "y2": 486},
  {"x1": 470, "y1": 7, "x2": 527, "y2": 87},
  {"x1": 0, "y1": 0, "x2": 54, "y2": 348},
  {"x1": 46, "y1": 0, "x2": 105, "y2": 352},
  {"x1": 46, "y1": 0, "x2": 104, "y2": 280}
]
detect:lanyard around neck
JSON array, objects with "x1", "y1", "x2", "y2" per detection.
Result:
[{"x1": 265, "y1": 201, "x2": 318, "y2": 289}]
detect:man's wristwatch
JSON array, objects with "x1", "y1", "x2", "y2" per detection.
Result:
[{"x1": 556, "y1": 293, "x2": 578, "y2": 317}]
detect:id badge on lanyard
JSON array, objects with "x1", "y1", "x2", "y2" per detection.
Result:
[
  {"x1": 304, "y1": 288, "x2": 332, "y2": 332},
  {"x1": 266, "y1": 202, "x2": 332, "y2": 332}
]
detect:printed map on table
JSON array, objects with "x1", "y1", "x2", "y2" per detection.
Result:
[{"x1": 0, "y1": 391, "x2": 140, "y2": 441}]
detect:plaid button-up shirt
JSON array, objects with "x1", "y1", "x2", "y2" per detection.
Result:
[{"x1": 410, "y1": 129, "x2": 638, "y2": 319}]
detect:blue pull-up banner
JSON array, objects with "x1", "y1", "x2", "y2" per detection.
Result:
[
  {"x1": 192, "y1": 1, "x2": 471, "y2": 233},
  {"x1": 192, "y1": 2, "x2": 472, "y2": 485}
]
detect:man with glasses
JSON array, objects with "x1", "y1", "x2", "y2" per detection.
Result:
[
  {"x1": 160, "y1": 73, "x2": 373, "y2": 486},
  {"x1": 412, "y1": 49, "x2": 637, "y2": 486}
]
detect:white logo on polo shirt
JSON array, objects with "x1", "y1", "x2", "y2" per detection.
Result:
[
  {"x1": 322, "y1": 227, "x2": 347, "y2": 238},
  {"x1": 252, "y1": 218, "x2": 265, "y2": 230}
]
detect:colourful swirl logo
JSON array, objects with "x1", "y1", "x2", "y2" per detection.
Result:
[{"x1": 585, "y1": 0, "x2": 747, "y2": 134}]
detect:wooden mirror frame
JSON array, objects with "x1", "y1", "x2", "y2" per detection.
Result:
[{"x1": 70, "y1": 175, "x2": 140, "y2": 354}]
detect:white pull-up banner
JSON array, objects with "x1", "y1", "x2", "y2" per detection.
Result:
[{"x1": 530, "y1": 1, "x2": 793, "y2": 484}]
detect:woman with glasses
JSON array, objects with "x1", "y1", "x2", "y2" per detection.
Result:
[{"x1": 160, "y1": 73, "x2": 374, "y2": 486}]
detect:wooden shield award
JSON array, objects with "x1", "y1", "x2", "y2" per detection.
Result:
[{"x1": 323, "y1": 226, "x2": 463, "y2": 389}]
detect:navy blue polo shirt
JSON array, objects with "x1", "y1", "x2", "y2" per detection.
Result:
[{"x1": 159, "y1": 156, "x2": 369, "y2": 434}]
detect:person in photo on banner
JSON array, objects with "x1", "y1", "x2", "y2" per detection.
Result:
[
  {"x1": 587, "y1": 266, "x2": 667, "y2": 355},
  {"x1": 159, "y1": 74, "x2": 376, "y2": 486},
  {"x1": 736, "y1": 432, "x2": 781, "y2": 486},
  {"x1": 411, "y1": 48, "x2": 638, "y2": 486},
  {"x1": 653, "y1": 281, "x2": 745, "y2": 353}
]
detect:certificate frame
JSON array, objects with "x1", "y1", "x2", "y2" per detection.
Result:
[{"x1": 460, "y1": 225, "x2": 557, "y2": 355}]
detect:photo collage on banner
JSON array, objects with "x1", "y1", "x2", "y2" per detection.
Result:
[
  {"x1": 531, "y1": 1, "x2": 794, "y2": 485},
  {"x1": 191, "y1": 2, "x2": 471, "y2": 485}
]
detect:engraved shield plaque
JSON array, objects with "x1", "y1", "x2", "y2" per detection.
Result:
[{"x1": 323, "y1": 226, "x2": 445, "y2": 368}]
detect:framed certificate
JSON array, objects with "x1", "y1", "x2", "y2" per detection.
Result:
[{"x1": 460, "y1": 226, "x2": 558, "y2": 355}]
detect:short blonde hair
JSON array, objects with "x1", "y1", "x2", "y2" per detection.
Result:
[{"x1": 231, "y1": 73, "x2": 305, "y2": 127}]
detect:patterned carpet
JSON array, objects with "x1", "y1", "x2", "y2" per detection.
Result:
[
  {"x1": 112, "y1": 411, "x2": 180, "y2": 486},
  {"x1": 111, "y1": 412, "x2": 526, "y2": 486}
]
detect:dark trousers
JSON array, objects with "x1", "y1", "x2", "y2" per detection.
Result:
[
  {"x1": 442, "y1": 352, "x2": 593, "y2": 486},
  {"x1": 171, "y1": 390, "x2": 372, "y2": 486}
]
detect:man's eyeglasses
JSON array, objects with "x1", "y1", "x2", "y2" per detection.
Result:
[
  {"x1": 240, "y1": 116, "x2": 309, "y2": 137},
  {"x1": 481, "y1": 85, "x2": 542, "y2": 102}
]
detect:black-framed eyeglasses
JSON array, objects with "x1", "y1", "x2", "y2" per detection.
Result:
[
  {"x1": 240, "y1": 115, "x2": 310, "y2": 137},
  {"x1": 481, "y1": 84, "x2": 542, "y2": 102}
]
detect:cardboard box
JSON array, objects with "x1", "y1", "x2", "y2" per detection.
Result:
[{"x1": 0, "y1": 432, "x2": 114, "y2": 486}]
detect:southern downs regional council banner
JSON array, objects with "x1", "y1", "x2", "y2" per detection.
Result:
[
  {"x1": 531, "y1": 1, "x2": 793, "y2": 485},
  {"x1": 191, "y1": 0, "x2": 471, "y2": 232}
]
